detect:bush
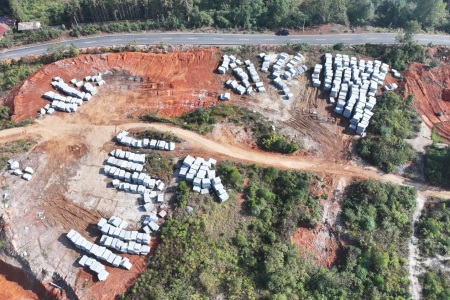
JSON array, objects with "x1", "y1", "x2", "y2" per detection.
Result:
[
  {"x1": 258, "y1": 132, "x2": 298, "y2": 154},
  {"x1": 135, "y1": 129, "x2": 182, "y2": 143},
  {"x1": 144, "y1": 152, "x2": 173, "y2": 180},
  {"x1": 357, "y1": 93, "x2": 419, "y2": 172},
  {"x1": 177, "y1": 181, "x2": 190, "y2": 207},
  {"x1": 424, "y1": 146, "x2": 450, "y2": 187},
  {"x1": 333, "y1": 42, "x2": 345, "y2": 51},
  {"x1": 418, "y1": 198, "x2": 450, "y2": 257},
  {"x1": 420, "y1": 270, "x2": 450, "y2": 300},
  {"x1": 143, "y1": 105, "x2": 300, "y2": 155},
  {"x1": 0, "y1": 139, "x2": 37, "y2": 170}
]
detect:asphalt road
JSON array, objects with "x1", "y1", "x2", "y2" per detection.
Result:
[{"x1": 1, "y1": 32, "x2": 450, "y2": 60}]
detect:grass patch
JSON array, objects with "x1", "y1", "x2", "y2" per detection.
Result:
[
  {"x1": 144, "y1": 152, "x2": 174, "y2": 181},
  {"x1": 141, "y1": 105, "x2": 298, "y2": 154},
  {"x1": 0, "y1": 61, "x2": 42, "y2": 92},
  {"x1": 0, "y1": 139, "x2": 37, "y2": 170},
  {"x1": 134, "y1": 129, "x2": 183, "y2": 143},
  {"x1": 431, "y1": 126, "x2": 445, "y2": 144}
]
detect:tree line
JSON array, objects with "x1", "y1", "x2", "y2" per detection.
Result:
[{"x1": 2, "y1": 0, "x2": 450, "y2": 32}]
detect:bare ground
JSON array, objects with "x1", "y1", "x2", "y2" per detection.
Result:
[{"x1": 0, "y1": 49, "x2": 449, "y2": 299}]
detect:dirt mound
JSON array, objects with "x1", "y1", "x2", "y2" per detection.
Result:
[
  {"x1": 404, "y1": 62, "x2": 450, "y2": 141},
  {"x1": 291, "y1": 225, "x2": 340, "y2": 268},
  {"x1": 7, "y1": 49, "x2": 222, "y2": 122}
]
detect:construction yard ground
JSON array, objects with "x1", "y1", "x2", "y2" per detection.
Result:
[
  {"x1": 404, "y1": 47, "x2": 450, "y2": 141},
  {"x1": 0, "y1": 48, "x2": 449, "y2": 299}
]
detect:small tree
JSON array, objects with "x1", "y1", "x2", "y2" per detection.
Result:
[{"x1": 0, "y1": 105, "x2": 10, "y2": 122}]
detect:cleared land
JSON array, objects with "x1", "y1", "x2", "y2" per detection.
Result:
[
  {"x1": 404, "y1": 51, "x2": 450, "y2": 141},
  {"x1": 0, "y1": 48, "x2": 449, "y2": 299}
]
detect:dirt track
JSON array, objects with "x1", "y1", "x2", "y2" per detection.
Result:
[
  {"x1": 1, "y1": 49, "x2": 450, "y2": 300},
  {"x1": 0, "y1": 119, "x2": 448, "y2": 201}
]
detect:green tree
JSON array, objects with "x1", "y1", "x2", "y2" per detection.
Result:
[
  {"x1": 414, "y1": 0, "x2": 448, "y2": 29},
  {"x1": 177, "y1": 180, "x2": 190, "y2": 206},
  {"x1": 0, "y1": 105, "x2": 9, "y2": 122},
  {"x1": 347, "y1": 0, "x2": 375, "y2": 26}
]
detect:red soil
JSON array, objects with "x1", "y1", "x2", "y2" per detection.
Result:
[
  {"x1": 291, "y1": 225, "x2": 339, "y2": 268},
  {"x1": 4, "y1": 49, "x2": 223, "y2": 122},
  {"x1": 403, "y1": 62, "x2": 450, "y2": 141},
  {"x1": 75, "y1": 237, "x2": 160, "y2": 300},
  {"x1": 0, "y1": 260, "x2": 57, "y2": 300}
]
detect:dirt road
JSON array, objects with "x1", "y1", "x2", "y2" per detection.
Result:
[{"x1": 0, "y1": 119, "x2": 449, "y2": 200}]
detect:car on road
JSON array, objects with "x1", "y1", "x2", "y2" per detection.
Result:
[{"x1": 276, "y1": 29, "x2": 289, "y2": 36}]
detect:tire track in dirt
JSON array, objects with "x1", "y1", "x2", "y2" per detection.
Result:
[
  {"x1": 0, "y1": 120, "x2": 449, "y2": 199},
  {"x1": 42, "y1": 198, "x2": 100, "y2": 233}
]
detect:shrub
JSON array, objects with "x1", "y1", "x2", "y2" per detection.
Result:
[
  {"x1": 333, "y1": 42, "x2": 345, "y2": 51},
  {"x1": 357, "y1": 93, "x2": 419, "y2": 172},
  {"x1": 258, "y1": 132, "x2": 298, "y2": 154}
]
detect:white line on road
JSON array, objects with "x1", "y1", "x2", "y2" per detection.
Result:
[
  {"x1": 366, "y1": 38, "x2": 378, "y2": 40},
  {"x1": 239, "y1": 39, "x2": 249, "y2": 41},
  {"x1": 83, "y1": 41, "x2": 95, "y2": 44},
  {"x1": 135, "y1": 38, "x2": 147, "y2": 40},
  {"x1": 187, "y1": 38, "x2": 198, "y2": 40},
  {"x1": 264, "y1": 39, "x2": 276, "y2": 41},
  {"x1": 315, "y1": 39, "x2": 326, "y2": 41},
  {"x1": 161, "y1": 38, "x2": 173, "y2": 40},
  {"x1": 110, "y1": 39, "x2": 122, "y2": 42},
  {"x1": 341, "y1": 38, "x2": 351, "y2": 41},
  {"x1": 213, "y1": 38, "x2": 224, "y2": 40}
]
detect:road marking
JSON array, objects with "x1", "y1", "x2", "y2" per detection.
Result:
[
  {"x1": 315, "y1": 39, "x2": 326, "y2": 41},
  {"x1": 83, "y1": 41, "x2": 95, "y2": 44},
  {"x1": 213, "y1": 38, "x2": 224, "y2": 40},
  {"x1": 29, "y1": 49, "x2": 42, "y2": 53},
  {"x1": 239, "y1": 38, "x2": 249, "y2": 41},
  {"x1": 135, "y1": 38, "x2": 147, "y2": 40},
  {"x1": 366, "y1": 38, "x2": 378, "y2": 40},
  {"x1": 110, "y1": 39, "x2": 122, "y2": 42},
  {"x1": 161, "y1": 38, "x2": 173, "y2": 40},
  {"x1": 264, "y1": 39, "x2": 276, "y2": 41},
  {"x1": 341, "y1": 38, "x2": 351, "y2": 41},
  {"x1": 187, "y1": 37, "x2": 198, "y2": 40}
]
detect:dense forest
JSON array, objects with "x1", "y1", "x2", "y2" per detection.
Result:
[
  {"x1": 1, "y1": 0, "x2": 450, "y2": 32},
  {"x1": 123, "y1": 160, "x2": 417, "y2": 299},
  {"x1": 418, "y1": 198, "x2": 450, "y2": 257}
]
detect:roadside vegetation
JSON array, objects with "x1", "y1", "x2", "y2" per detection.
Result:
[
  {"x1": 125, "y1": 161, "x2": 417, "y2": 299},
  {"x1": 2, "y1": 0, "x2": 449, "y2": 31},
  {"x1": 417, "y1": 198, "x2": 450, "y2": 257},
  {"x1": 0, "y1": 44, "x2": 79, "y2": 94},
  {"x1": 141, "y1": 105, "x2": 298, "y2": 154},
  {"x1": 0, "y1": 139, "x2": 37, "y2": 170},
  {"x1": 1, "y1": 0, "x2": 449, "y2": 49},
  {"x1": 357, "y1": 93, "x2": 420, "y2": 172},
  {"x1": 353, "y1": 41, "x2": 425, "y2": 71}
]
